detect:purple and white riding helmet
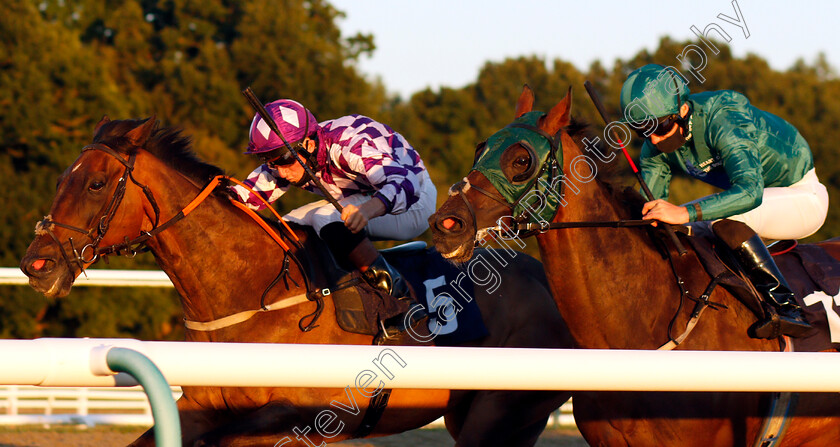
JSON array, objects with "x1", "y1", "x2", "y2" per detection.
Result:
[{"x1": 244, "y1": 99, "x2": 319, "y2": 154}]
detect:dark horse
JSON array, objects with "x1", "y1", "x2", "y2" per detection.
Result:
[
  {"x1": 431, "y1": 86, "x2": 840, "y2": 446},
  {"x1": 19, "y1": 116, "x2": 574, "y2": 446}
]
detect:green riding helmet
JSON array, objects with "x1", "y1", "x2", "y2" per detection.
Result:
[{"x1": 619, "y1": 64, "x2": 690, "y2": 125}]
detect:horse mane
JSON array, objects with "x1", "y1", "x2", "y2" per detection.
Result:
[
  {"x1": 564, "y1": 117, "x2": 645, "y2": 217},
  {"x1": 93, "y1": 118, "x2": 225, "y2": 185},
  {"x1": 563, "y1": 117, "x2": 625, "y2": 185}
]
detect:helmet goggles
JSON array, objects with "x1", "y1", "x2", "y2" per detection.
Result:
[{"x1": 631, "y1": 114, "x2": 680, "y2": 139}]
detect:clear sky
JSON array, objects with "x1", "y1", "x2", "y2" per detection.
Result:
[{"x1": 330, "y1": 0, "x2": 838, "y2": 98}]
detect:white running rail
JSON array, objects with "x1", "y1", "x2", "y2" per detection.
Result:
[
  {"x1": 0, "y1": 385, "x2": 182, "y2": 427},
  {"x1": 0, "y1": 268, "x2": 173, "y2": 287}
]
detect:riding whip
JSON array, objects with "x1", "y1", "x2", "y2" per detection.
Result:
[
  {"x1": 242, "y1": 87, "x2": 343, "y2": 213},
  {"x1": 583, "y1": 80, "x2": 686, "y2": 255}
]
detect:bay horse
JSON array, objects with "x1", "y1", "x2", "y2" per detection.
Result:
[
  {"x1": 18, "y1": 116, "x2": 574, "y2": 446},
  {"x1": 430, "y1": 85, "x2": 840, "y2": 446}
]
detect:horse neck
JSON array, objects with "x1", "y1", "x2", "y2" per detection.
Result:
[
  {"x1": 131, "y1": 153, "x2": 305, "y2": 331},
  {"x1": 536, "y1": 133, "x2": 679, "y2": 348}
]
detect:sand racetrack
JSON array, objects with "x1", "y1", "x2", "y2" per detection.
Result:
[{"x1": 0, "y1": 426, "x2": 587, "y2": 446}]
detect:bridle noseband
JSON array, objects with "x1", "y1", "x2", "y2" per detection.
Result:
[
  {"x1": 447, "y1": 176, "x2": 510, "y2": 235},
  {"x1": 37, "y1": 143, "x2": 164, "y2": 276}
]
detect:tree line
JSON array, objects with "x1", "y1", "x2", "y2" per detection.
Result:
[{"x1": 2, "y1": 0, "x2": 838, "y2": 339}]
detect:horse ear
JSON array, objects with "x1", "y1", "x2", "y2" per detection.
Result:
[
  {"x1": 542, "y1": 86, "x2": 573, "y2": 134},
  {"x1": 515, "y1": 85, "x2": 535, "y2": 118},
  {"x1": 126, "y1": 115, "x2": 157, "y2": 147},
  {"x1": 94, "y1": 116, "x2": 110, "y2": 134}
]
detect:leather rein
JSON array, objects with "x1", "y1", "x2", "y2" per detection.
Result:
[
  {"x1": 449, "y1": 118, "x2": 656, "y2": 240},
  {"x1": 450, "y1": 128, "x2": 725, "y2": 351},
  {"x1": 36, "y1": 143, "x2": 323, "y2": 332},
  {"x1": 449, "y1": 175, "x2": 657, "y2": 239}
]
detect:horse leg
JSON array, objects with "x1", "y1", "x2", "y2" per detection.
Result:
[
  {"x1": 191, "y1": 401, "x2": 313, "y2": 447},
  {"x1": 573, "y1": 391, "x2": 769, "y2": 447},
  {"x1": 451, "y1": 390, "x2": 570, "y2": 447},
  {"x1": 442, "y1": 254, "x2": 572, "y2": 446},
  {"x1": 128, "y1": 393, "x2": 221, "y2": 447},
  {"x1": 442, "y1": 390, "x2": 474, "y2": 441}
]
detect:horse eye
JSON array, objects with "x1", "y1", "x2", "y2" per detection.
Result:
[
  {"x1": 513, "y1": 157, "x2": 532, "y2": 174},
  {"x1": 511, "y1": 156, "x2": 534, "y2": 183},
  {"x1": 89, "y1": 181, "x2": 105, "y2": 192}
]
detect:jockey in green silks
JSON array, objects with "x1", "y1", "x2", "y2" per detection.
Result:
[{"x1": 619, "y1": 64, "x2": 829, "y2": 339}]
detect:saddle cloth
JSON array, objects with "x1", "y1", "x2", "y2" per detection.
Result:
[
  {"x1": 313, "y1": 238, "x2": 489, "y2": 346},
  {"x1": 684, "y1": 222, "x2": 840, "y2": 352},
  {"x1": 385, "y1": 245, "x2": 490, "y2": 346}
]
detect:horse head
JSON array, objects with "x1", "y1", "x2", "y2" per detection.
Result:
[
  {"x1": 19, "y1": 116, "x2": 217, "y2": 297},
  {"x1": 431, "y1": 85, "x2": 573, "y2": 262}
]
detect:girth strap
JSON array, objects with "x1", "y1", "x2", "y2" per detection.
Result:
[
  {"x1": 353, "y1": 333, "x2": 399, "y2": 438},
  {"x1": 353, "y1": 388, "x2": 392, "y2": 438}
]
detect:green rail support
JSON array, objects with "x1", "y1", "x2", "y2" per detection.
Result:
[{"x1": 106, "y1": 347, "x2": 181, "y2": 446}]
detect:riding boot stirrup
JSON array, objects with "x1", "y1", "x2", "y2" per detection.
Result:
[
  {"x1": 364, "y1": 255, "x2": 428, "y2": 339},
  {"x1": 363, "y1": 255, "x2": 410, "y2": 300}
]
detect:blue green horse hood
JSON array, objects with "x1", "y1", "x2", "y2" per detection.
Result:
[{"x1": 473, "y1": 111, "x2": 563, "y2": 225}]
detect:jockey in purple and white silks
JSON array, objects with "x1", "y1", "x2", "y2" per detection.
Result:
[{"x1": 232, "y1": 99, "x2": 435, "y2": 336}]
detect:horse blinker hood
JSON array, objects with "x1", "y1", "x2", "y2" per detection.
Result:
[{"x1": 472, "y1": 111, "x2": 564, "y2": 225}]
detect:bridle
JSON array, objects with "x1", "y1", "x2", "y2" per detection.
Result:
[
  {"x1": 36, "y1": 143, "x2": 166, "y2": 277},
  {"x1": 447, "y1": 119, "x2": 564, "y2": 240},
  {"x1": 447, "y1": 176, "x2": 511, "y2": 236},
  {"x1": 35, "y1": 143, "x2": 239, "y2": 276},
  {"x1": 448, "y1": 118, "x2": 668, "y2": 241}
]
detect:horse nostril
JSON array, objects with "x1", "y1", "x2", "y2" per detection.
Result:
[
  {"x1": 438, "y1": 216, "x2": 465, "y2": 234},
  {"x1": 23, "y1": 257, "x2": 55, "y2": 276}
]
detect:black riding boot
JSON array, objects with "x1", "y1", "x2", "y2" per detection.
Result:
[{"x1": 713, "y1": 220, "x2": 812, "y2": 339}]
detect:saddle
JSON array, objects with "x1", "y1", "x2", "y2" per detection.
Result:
[
  {"x1": 307, "y1": 233, "x2": 489, "y2": 345},
  {"x1": 679, "y1": 222, "x2": 840, "y2": 351},
  {"x1": 307, "y1": 235, "x2": 417, "y2": 336}
]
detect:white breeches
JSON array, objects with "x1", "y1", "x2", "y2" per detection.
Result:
[
  {"x1": 283, "y1": 171, "x2": 437, "y2": 240},
  {"x1": 727, "y1": 169, "x2": 829, "y2": 240}
]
